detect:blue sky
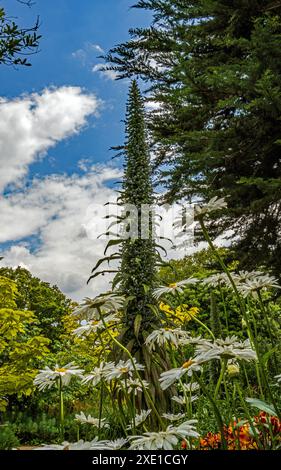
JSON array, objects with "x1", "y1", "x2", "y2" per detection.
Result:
[
  {"x1": 0, "y1": 0, "x2": 154, "y2": 299},
  {"x1": 0, "y1": 0, "x2": 151, "y2": 179}
]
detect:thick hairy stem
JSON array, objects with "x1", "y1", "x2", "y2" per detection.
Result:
[{"x1": 99, "y1": 309, "x2": 165, "y2": 429}]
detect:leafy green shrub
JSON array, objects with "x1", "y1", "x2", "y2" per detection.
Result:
[
  {"x1": 0, "y1": 424, "x2": 19, "y2": 450},
  {"x1": 12, "y1": 412, "x2": 59, "y2": 445}
]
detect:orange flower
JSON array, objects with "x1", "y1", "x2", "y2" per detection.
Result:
[
  {"x1": 200, "y1": 432, "x2": 221, "y2": 450},
  {"x1": 255, "y1": 412, "x2": 281, "y2": 437}
]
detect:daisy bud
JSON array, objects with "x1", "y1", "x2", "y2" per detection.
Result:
[{"x1": 227, "y1": 363, "x2": 240, "y2": 378}]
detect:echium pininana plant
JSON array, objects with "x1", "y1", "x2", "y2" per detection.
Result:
[
  {"x1": 88, "y1": 82, "x2": 171, "y2": 411},
  {"x1": 89, "y1": 81, "x2": 160, "y2": 348},
  {"x1": 118, "y1": 80, "x2": 159, "y2": 348}
]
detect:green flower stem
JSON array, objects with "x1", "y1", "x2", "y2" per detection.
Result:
[
  {"x1": 244, "y1": 324, "x2": 264, "y2": 399},
  {"x1": 118, "y1": 378, "x2": 133, "y2": 423},
  {"x1": 223, "y1": 373, "x2": 230, "y2": 406},
  {"x1": 59, "y1": 377, "x2": 64, "y2": 442},
  {"x1": 242, "y1": 363, "x2": 251, "y2": 393},
  {"x1": 116, "y1": 397, "x2": 128, "y2": 434},
  {"x1": 175, "y1": 291, "x2": 215, "y2": 340},
  {"x1": 199, "y1": 217, "x2": 277, "y2": 408},
  {"x1": 99, "y1": 309, "x2": 165, "y2": 429},
  {"x1": 169, "y1": 344, "x2": 178, "y2": 369},
  {"x1": 194, "y1": 372, "x2": 227, "y2": 450},
  {"x1": 214, "y1": 358, "x2": 227, "y2": 400},
  {"x1": 179, "y1": 378, "x2": 191, "y2": 419},
  {"x1": 235, "y1": 380, "x2": 263, "y2": 450},
  {"x1": 218, "y1": 284, "x2": 229, "y2": 333},
  {"x1": 132, "y1": 391, "x2": 136, "y2": 435},
  {"x1": 257, "y1": 290, "x2": 278, "y2": 372},
  {"x1": 123, "y1": 376, "x2": 136, "y2": 434},
  {"x1": 98, "y1": 381, "x2": 104, "y2": 439},
  {"x1": 190, "y1": 311, "x2": 216, "y2": 341}
]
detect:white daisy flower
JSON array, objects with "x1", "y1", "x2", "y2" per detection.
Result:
[
  {"x1": 195, "y1": 336, "x2": 257, "y2": 362},
  {"x1": 105, "y1": 438, "x2": 128, "y2": 450},
  {"x1": 172, "y1": 394, "x2": 199, "y2": 405},
  {"x1": 172, "y1": 382, "x2": 200, "y2": 405},
  {"x1": 232, "y1": 270, "x2": 264, "y2": 283},
  {"x1": 73, "y1": 322, "x2": 96, "y2": 337},
  {"x1": 75, "y1": 412, "x2": 109, "y2": 428},
  {"x1": 159, "y1": 351, "x2": 220, "y2": 390},
  {"x1": 202, "y1": 272, "x2": 231, "y2": 288},
  {"x1": 159, "y1": 368, "x2": 189, "y2": 391},
  {"x1": 34, "y1": 363, "x2": 84, "y2": 391},
  {"x1": 72, "y1": 294, "x2": 124, "y2": 321},
  {"x1": 181, "y1": 382, "x2": 200, "y2": 393},
  {"x1": 129, "y1": 420, "x2": 199, "y2": 450},
  {"x1": 153, "y1": 278, "x2": 199, "y2": 299},
  {"x1": 118, "y1": 378, "x2": 149, "y2": 395},
  {"x1": 178, "y1": 335, "x2": 206, "y2": 347},
  {"x1": 194, "y1": 196, "x2": 227, "y2": 219},
  {"x1": 127, "y1": 409, "x2": 151, "y2": 430},
  {"x1": 82, "y1": 362, "x2": 115, "y2": 387},
  {"x1": 36, "y1": 440, "x2": 94, "y2": 450},
  {"x1": 88, "y1": 437, "x2": 127, "y2": 450},
  {"x1": 73, "y1": 313, "x2": 118, "y2": 337},
  {"x1": 104, "y1": 358, "x2": 145, "y2": 381},
  {"x1": 145, "y1": 328, "x2": 190, "y2": 350},
  {"x1": 88, "y1": 438, "x2": 115, "y2": 450},
  {"x1": 236, "y1": 273, "x2": 280, "y2": 299},
  {"x1": 162, "y1": 413, "x2": 186, "y2": 422}
]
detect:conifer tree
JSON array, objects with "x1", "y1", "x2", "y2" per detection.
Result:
[{"x1": 105, "y1": 0, "x2": 281, "y2": 276}]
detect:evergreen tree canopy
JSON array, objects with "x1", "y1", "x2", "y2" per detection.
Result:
[{"x1": 105, "y1": 0, "x2": 281, "y2": 275}]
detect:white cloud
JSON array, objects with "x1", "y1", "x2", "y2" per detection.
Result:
[
  {"x1": 0, "y1": 86, "x2": 100, "y2": 191},
  {"x1": 0, "y1": 166, "x2": 121, "y2": 300},
  {"x1": 92, "y1": 63, "x2": 118, "y2": 81},
  {"x1": 72, "y1": 43, "x2": 104, "y2": 65},
  {"x1": 145, "y1": 100, "x2": 162, "y2": 112},
  {"x1": 91, "y1": 44, "x2": 104, "y2": 54},
  {"x1": 0, "y1": 163, "x2": 209, "y2": 300},
  {"x1": 0, "y1": 86, "x2": 203, "y2": 301}
]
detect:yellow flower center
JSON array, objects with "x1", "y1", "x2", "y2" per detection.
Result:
[
  {"x1": 182, "y1": 360, "x2": 194, "y2": 369},
  {"x1": 168, "y1": 282, "x2": 178, "y2": 289},
  {"x1": 119, "y1": 367, "x2": 129, "y2": 374},
  {"x1": 55, "y1": 368, "x2": 67, "y2": 373}
]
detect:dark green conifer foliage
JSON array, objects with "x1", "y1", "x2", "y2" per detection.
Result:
[{"x1": 105, "y1": 0, "x2": 281, "y2": 276}]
